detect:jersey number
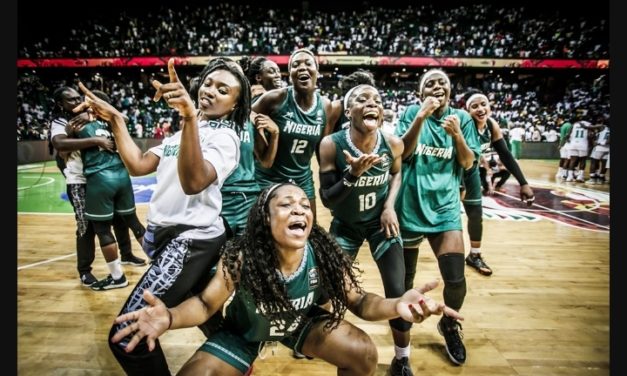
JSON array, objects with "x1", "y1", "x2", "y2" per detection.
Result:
[
  {"x1": 358, "y1": 193, "x2": 376, "y2": 211},
  {"x1": 269, "y1": 317, "x2": 301, "y2": 337},
  {"x1": 290, "y1": 139, "x2": 308, "y2": 154},
  {"x1": 574, "y1": 129, "x2": 585, "y2": 139}
]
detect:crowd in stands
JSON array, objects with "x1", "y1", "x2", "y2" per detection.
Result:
[
  {"x1": 19, "y1": 3, "x2": 607, "y2": 59},
  {"x1": 17, "y1": 68, "x2": 609, "y2": 143}
]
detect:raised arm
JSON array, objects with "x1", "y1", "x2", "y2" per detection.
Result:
[
  {"x1": 399, "y1": 97, "x2": 440, "y2": 160},
  {"x1": 443, "y1": 114, "x2": 476, "y2": 170},
  {"x1": 252, "y1": 112, "x2": 279, "y2": 168},
  {"x1": 75, "y1": 82, "x2": 159, "y2": 176},
  {"x1": 318, "y1": 137, "x2": 381, "y2": 208},
  {"x1": 251, "y1": 87, "x2": 287, "y2": 116},
  {"x1": 154, "y1": 59, "x2": 217, "y2": 195}
]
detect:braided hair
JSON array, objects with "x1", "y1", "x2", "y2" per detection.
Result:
[
  {"x1": 220, "y1": 183, "x2": 364, "y2": 330},
  {"x1": 338, "y1": 69, "x2": 375, "y2": 97},
  {"x1": 238, "y1": 56, "x2": 269, "y2": 85}
]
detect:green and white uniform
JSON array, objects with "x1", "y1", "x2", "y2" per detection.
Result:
[
  {"x1": 203, "y1": 119, "x2": 260, "y2": 237},
  {"x1": 77, "y1": 120, "x2": 136, "y2": 221},
  {"x1": 463, "y1": 121, "x2": 494, "y2": 206},
  {"x1": 394, "y1": 105, "x2": 480, "y2": 247},
  {"x1": 199, "y1": 242, "x2": 324, "y2": 373},
  {"x1": 327, "y1": 129, "x2": 401, "y2": 260},
  {"x1": 254, "y1": 87, "x2": 327, "y2": 198}
]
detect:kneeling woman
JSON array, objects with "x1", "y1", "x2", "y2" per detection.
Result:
[{"x1": 112, "y1": 183, "x2": 462, "y2": 376}]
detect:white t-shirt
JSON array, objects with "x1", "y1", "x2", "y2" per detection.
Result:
[
  {"x1": 147, "y1": 121, "x2": 240, "y2": 239},
  {"x1": 50, "y1": 117, "x2": 86, "y2": 184},
  {"x1": 509, "y1": 127, "x2": 525, "y2": 142},
  {"x1": 544, "y1": 129, "x2": 559, "y2": 143}
]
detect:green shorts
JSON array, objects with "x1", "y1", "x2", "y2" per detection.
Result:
[
  {"x1": 330, "y1": 218, "x2": 403, "y2": 261},
  {"x1": 221, "y1": 191, "x2": 259, "y2": 237},
  {"x1": 462, "y1": 166, "x2": 482, "y2": 207},
  {"x1": 199, "y1": 306, "x2": 330, "y2": 373},
  {"x1": 85, "y1": 169, "x2": 136, "y2": 221},
  {"x1": 398, "y1": 229, "x2": 426, "y2": 249}
]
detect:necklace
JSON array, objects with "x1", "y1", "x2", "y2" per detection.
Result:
[
  {"x1": 276, "y1": 243, "x2": 309, "y2": 283},
  {"x1": 292, "y1": 88, "x2": 317, "y2": 115},
  {"x1": 344, "y1": 128, "x2": 381, "y2": 157}
]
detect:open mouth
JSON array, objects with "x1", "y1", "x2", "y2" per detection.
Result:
[
  {"x1": 288, "y1": 221, "x2": 307, "y2": 235},
  {"x1": 297, "y1": 73, "x2": 310, "y2": 83},
  {"x1": 363, "y1": 111, "x2": 379, "y2": 127},
  {"x1": 433, "y1": 91, "x2": 446, "y2": 99}
]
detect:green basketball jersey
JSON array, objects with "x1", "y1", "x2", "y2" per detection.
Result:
[
  {"x1": 77, "y1": 120, "x2": 125, "y2": 176},
  {"x1": 254, "y1": 86, "x2": 327, "y2": 185},
  {"x1": 224, "y1": 242, "x2": 322, "y2": 342},
  {"x1": 477, "y1": 121, "x2": 494, "y2": 156},
  {"x1": 559, "y1": 121, "x2": 572, "y2": 147},
  {"x1": 394, "y1": 105, "x2": 480, "y2": 233},
  {"x1": 328, "y1": 129, "x2": 394, "y2": 225},
  {"x1": 203, "y1": 119, "x2": 259, "y2": 194}
]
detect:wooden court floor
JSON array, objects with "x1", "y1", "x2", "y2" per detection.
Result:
[{"x1": 17, "y1": 160, "x2": 610, "y2": 375}]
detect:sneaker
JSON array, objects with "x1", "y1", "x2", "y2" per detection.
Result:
[
  {"x1": 389, "y1": 356, "x2": 413, "y2": 376},
  {"x1": 121, "y1": 254, "x2": 146, "y2": 266},
  {"x1": 465, "y1": 253, "x2": 493, "y2": 276},
  {"x1": 438, "y1": 316, "x2": 466, "y2": 365},
  {"x1": 91, "y1": 274, "x2": 129, "y2": 291},
  {"x1": 292, "y1": 350, "x2": 307, "y2": 359},
  {"x1": 80, "y1": 272, "x2": 98, "y2": 287}
]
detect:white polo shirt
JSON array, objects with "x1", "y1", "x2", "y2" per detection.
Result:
[
  {"x1": 50, "y1": 117, "x2": 86, "y2": 185},
  {"x1": 147, "y1": 121, "x2": 240, "y2": 239}
]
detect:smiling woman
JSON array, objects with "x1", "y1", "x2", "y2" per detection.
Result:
[{"x1": 317, "y1": 84, "x2": 419, "y2": 374}]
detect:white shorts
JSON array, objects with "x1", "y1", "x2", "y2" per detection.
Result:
[
  {"x1": 567, "y1": 147, "x2": 589, "y2": 158},
  {"x1": 590, "y1": 145, "x2": 609, "y2": 160},
  {"x1": 559, "y1": 144, "x2": 571, "y2": 159}
]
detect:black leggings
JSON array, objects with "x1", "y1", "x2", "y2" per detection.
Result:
[
  {"x1": 375, "y1": 242, "x2": 413, "y2": 332},
  {"x1": 109, "y1": 232, "x2": 226, "y2": 376}
]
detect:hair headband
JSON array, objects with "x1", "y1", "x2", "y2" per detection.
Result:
[
  {"x1": 418, "y1": 69, "x2": 450, "y2": 95},
  {"x1": 465, "y1": 93, "x2": 489, "y2": 109},
  {"x1": 288, "y1": 49, "x2": 318, "y2": 70}
]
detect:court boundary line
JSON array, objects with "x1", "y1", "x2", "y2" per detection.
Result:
[{"x1": 18, "y1": 253, "x2": 74, "y2": 271}]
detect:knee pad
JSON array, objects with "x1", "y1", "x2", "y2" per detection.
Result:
[
  {"x1": 92, "y1": 220, "x2": 116, "y2": 247},
  {"x1": 465, "y1": 204, "x2": 483, "y2": 242},
  {"x1": 389, "y1": 316, "x2": 413, "y2": 332},
  {"x1": 437, "y1": 253, "x2": 466, "y2": 311},
  {"x1": 122, "y1": 214, "x2": 146, "y2": 240}
]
